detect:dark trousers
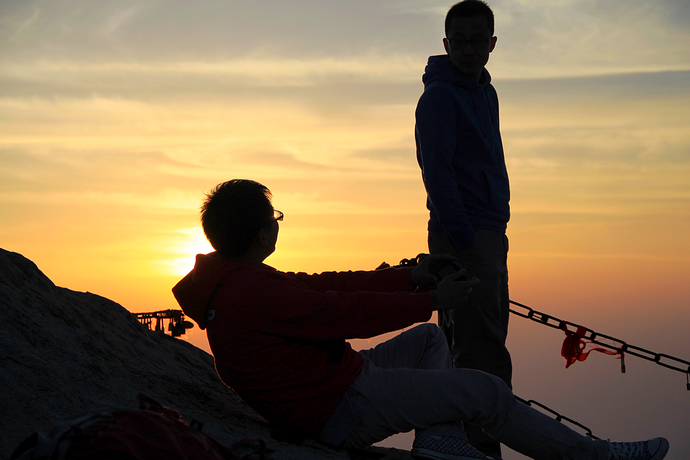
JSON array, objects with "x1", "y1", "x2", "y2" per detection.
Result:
[{"x1": 429, "y1": 229, "x2": 513, "y2": 457}]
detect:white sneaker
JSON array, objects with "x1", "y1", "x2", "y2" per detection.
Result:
[
  {"x1": 608, "y1": 437, "x2": 669, "y2": 460},
  {"x1": 412, "y1": 435, "x2": 492, "y2": 460}
]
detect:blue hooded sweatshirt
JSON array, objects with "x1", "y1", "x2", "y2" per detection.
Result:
[{"x1": 415, "y1": 55, "x2": 510, "y2": 252}]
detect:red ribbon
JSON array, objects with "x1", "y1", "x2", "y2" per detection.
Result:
[{"x1": 561, "y1": 325, "x2": 621, "y2": 368}]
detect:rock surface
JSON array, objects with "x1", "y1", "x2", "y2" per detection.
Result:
[{"x1": 0, "y1": 248, "x2": 410, "y2": 459}]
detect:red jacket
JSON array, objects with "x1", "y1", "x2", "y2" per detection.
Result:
[{"x1": 172, "y1": 254, "x2": 434, "y2": 436}]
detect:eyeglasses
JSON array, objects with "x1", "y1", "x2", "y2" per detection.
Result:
[
  {"x1": 273, "y1": 209, "x2": 284, "y2": 221},
  {"x1": 448, "y1": 37, "x2": 490, "y2": 49}
]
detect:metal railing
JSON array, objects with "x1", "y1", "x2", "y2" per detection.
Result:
[
  {"x1": 509, "y1": 300, "x2": 690, "y2": 388},
  {"x1": 135, "y1": 309, "x2": 194, "y2": 337},
  {"x1": 386, "y1": 254, "x2": 690, "y2": 439}
]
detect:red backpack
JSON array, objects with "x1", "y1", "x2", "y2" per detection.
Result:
[{"x1": 11, "y1": 394, "x2": 267, "y2": 460}]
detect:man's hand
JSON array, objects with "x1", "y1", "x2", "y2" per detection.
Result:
[
  {"x1": 429, "y1": 269, "x2": 480, "y2": 311},
  {"x1": 410, "y1": 253, "x2": 459, "y2": 288}
]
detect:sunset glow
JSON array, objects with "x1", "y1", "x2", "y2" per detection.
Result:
[{"x1": 2, "y1": 1, "x2": 689, "y2": 458}]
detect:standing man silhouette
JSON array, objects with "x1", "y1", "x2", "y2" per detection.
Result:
[{"x1": 415, "y1": 1, "x2": 511, "y2": 457}]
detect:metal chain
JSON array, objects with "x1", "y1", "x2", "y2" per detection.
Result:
[
  {"x1": 387, "y1": 256, "x2": 604, "y2": 436},
  {"x1": 515, "y1": 397, "x2": 600, "y2": 440},
  {"x1": 392, "y1": 256, "x2": 690, "y2": 386},
  {"x1": 387, "y1": 254, "x2": 689, "y2": 440},
  {"x1": 509, "y1": 300, "x2": 690, "y2": 388}
]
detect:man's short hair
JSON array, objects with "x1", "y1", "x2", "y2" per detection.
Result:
[
  {"x1": 201, "y1": 179, "x2": 274, "y2": 257},
  {"x1": 445, "y1": 0, "x2": 495, "y2": 37}
]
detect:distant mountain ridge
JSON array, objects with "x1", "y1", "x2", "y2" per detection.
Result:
[{"x1": 0, "y1": 248, "x2": 407, "y2": 459}]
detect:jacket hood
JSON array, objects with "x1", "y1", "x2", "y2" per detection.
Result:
[
  {"x1": 422, "y1": 54, "x2": 491, "y2": 90},
  {"x1": 172, "y1": 253, "x2": 270, "y2": 330}
]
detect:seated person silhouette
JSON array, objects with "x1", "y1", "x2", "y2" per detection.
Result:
[{"x1": 173, "y1": 179, "x2": 668, "y2": 460}]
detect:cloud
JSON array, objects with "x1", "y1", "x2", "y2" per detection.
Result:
[
  {"x1": 0, "y1": 56, "x2": 422, "y2": 88},
  {"x1": 0, "y1": 147, "x2": 203, "y2": 195},
  {"x1": 591, "y1": 0, "x2": 690, "y2": 29},
  {"x1": 239, "y1": 151, "x2": 333, "y2": 172},
  {"x1": 2, "y1": 0, "x2": 687, "y2": 81},
  {"x1": 489, "y1": 0, "x2": 690, "y2": 78},
  {"x1": 1, "y1": 4, "x2": 41, "y2": 40},
  {"x1": 498, "y1": 71, "x2": 690, "y2": 170},
  {"x1": 101, "y1": 4, "x2": 147, "y2": 36},
  {"x1": 0, "y1": 189, "x2": 197, "y2": 210},
  {"x1": 0, "y1": 0, "x2": 438, "y2": 61},
  {"x1": 351, "y1": 147, "x2": 415, "y2": 162}
]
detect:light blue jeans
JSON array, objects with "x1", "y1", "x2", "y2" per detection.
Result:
[{"x1": 338, "y1": 324, "x2": 608, "y2": 460}]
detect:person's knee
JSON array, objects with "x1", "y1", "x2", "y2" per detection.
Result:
[
  {"x1": 454, "y1": 369, "x2": 513, "y2": 410},
  {"x1": 419, "y1": 323, "x2": 452, "y2": 368},
  {"x1": 431, "y1": 324, "x2": 448, "y2": 345},
  {"x1": 416, "y1": 323, "x2": 446, "y2": 346},
  {"x1": 406, "y1": 322, "x2": 440, "y2": 340},
  {"x1": 418, "y1": 322, "x2": 441, "y2": 335}
]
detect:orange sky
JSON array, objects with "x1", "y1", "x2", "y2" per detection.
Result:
[{"x1": 2, "y1": 1, "x2": 689, "y2": 458}]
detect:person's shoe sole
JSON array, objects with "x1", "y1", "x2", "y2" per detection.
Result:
[
  {"x1": 412, "y1": 447, "x2": 493, "y2": 460},
  {"x1": 649, "y1": 437, "x2": 670, "y2": 460}
]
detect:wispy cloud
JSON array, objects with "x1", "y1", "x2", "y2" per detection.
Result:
[
  {"x1": 101, "y1": 4, "x2": 147, "y2": 36},
  {"x1": 2, "y1": 0, "x2": 688, "y2": 80},
  {"x1": 490, "y1": 0, "x2": 690, "y2": 77},
  {"x1": 0, "y1": 56, "x2": 423, "y2": 88}
]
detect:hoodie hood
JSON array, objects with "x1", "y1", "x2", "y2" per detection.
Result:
[
  {"x1": 422, "y1": 54, "x2": 491, "y2": 90},
  {"x1": 172, "y1": 253, "x2": 271, "y2": 329}
]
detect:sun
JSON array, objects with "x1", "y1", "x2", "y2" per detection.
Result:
[{"x1": 157, "y1": 227, "x2": 214, "y2": 277}]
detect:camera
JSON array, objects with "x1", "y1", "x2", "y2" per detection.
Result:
[{"x1": 434, "y1": 261, "x2": 467, "y2": 281}]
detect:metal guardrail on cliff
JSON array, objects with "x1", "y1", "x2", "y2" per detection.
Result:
[
  {"x1": 509, "y1": 300, "x2": 690, "y2": 388},
  {"x1": 390, "y1": 254, "x2": 690, "y2": 389},
  {"x1": 135, "y1": 309, "x2": 194, "y2": 337},
  {"x1": 387, "y1": 254, "x2": 690, "y2": 439}
]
